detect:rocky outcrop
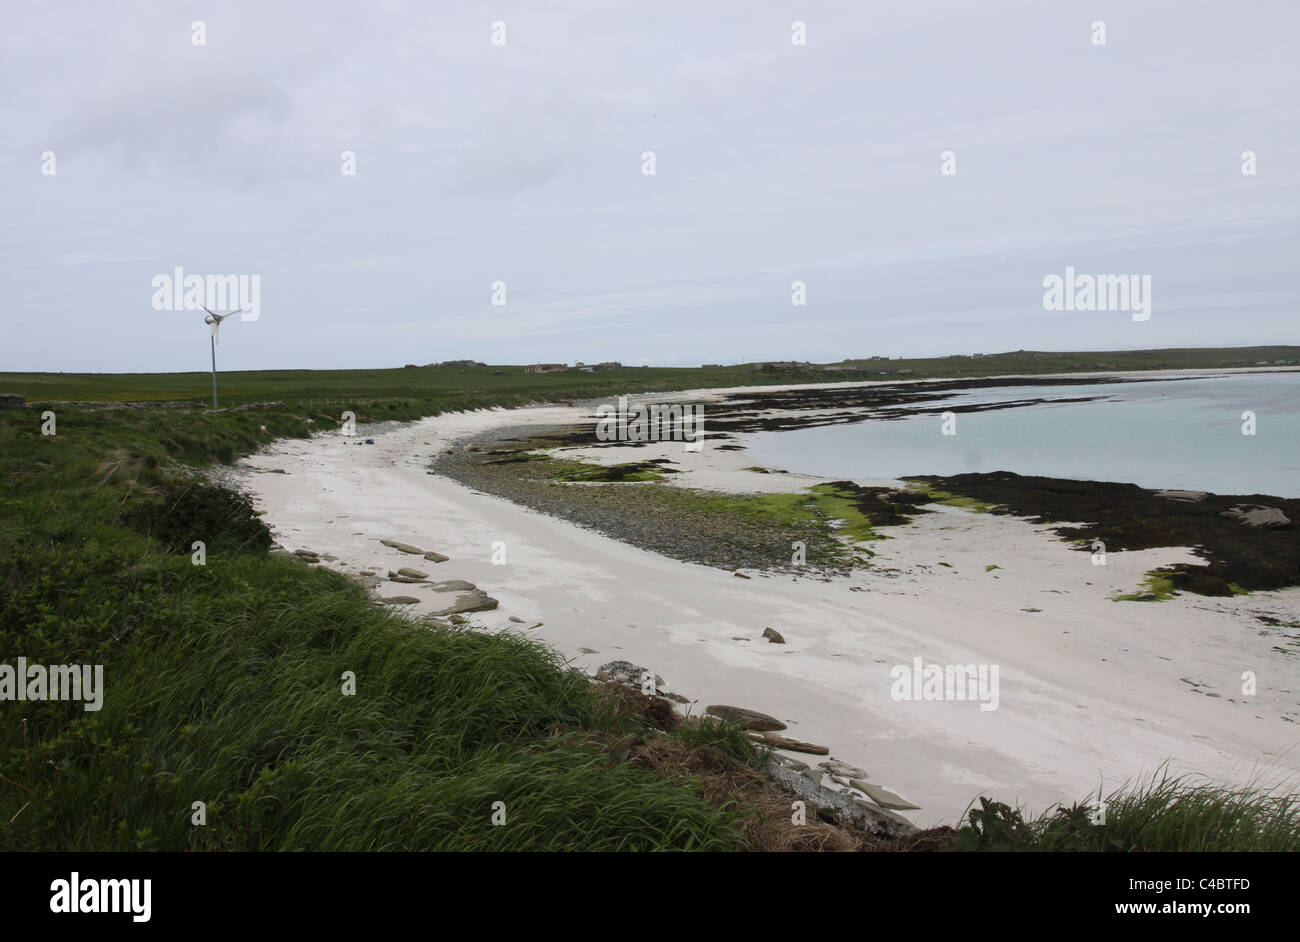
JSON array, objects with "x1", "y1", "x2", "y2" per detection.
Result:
[
  {"x1": 1220, "y1": 504, "x2": 1291, "y2": 528},
  {"x1": 766, "y1": 758, "x2": 918, "y2": 839},
  {"x1": 596, "y1": 660, "x2": 665, "y2": 689}
]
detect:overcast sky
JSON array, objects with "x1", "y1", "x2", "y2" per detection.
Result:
[{"x1": 3, "y1": 0, "x2": 1298, "y2": 372}]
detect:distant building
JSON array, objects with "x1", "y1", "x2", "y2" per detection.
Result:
[
  {"x1": 593, "y1": 361, "x2": 622, "y2": 371},
  {"x1": 524, "y1": 363, "x2": 568, "y2": 374}
]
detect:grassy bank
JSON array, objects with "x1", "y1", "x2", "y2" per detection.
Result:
[{"x1": 0, "y1": 392, "x2": 786, "y2": 850}]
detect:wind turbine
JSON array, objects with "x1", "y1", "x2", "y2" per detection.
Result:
[{"x1": 202, "y1": 305, "x2": 244, "y2": 408}]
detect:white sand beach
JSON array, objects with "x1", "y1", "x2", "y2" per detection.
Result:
[{"x1": 227, "y1": 375, "x2": 1300, "y2": 829}]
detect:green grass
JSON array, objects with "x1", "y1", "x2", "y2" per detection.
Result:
[
  {"x1": 903, "y1": 481, "x2": 1001, "y2": 514},
  {"x1": 0, "y1": 364, "x2": 828, "y2": 409},
  {"x1": 6, "y1": 345, "x2": 1297, "y2": 408},
  {"x1": 0, "y1": 397, "x2": 762, "y2": 850},
  {"x1": 955, "y1": 768, "x2": 1300, "y2": 851},
  {"x1": 1113, "y1": 574, "x2": 1178, "y2": 602},
  {"x1": 672, "y1": 485, "x2": 882, "y2": 544},
  {"x1": 546, "y1": 458, "x2": 668, "y2": 483},
  {"x1": 829, "y1": 345, "x2": 1300, "y2": 380}
]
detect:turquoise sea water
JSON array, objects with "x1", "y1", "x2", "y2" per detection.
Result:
[{"x1": 744, "y1": 372, "x2": 1300, "y2": 498}]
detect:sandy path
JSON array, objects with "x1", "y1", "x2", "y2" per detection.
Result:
[{"x1": 228, "y1": 389, "x2": 1300, "y2": 828}]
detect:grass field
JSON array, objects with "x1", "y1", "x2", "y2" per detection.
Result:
[
  {"x1": 0, "y1": 364, "x2": 800, "y2": 408},
  {"x1": 3, "y1": 345, "x2": 1298, "y2": 407}
]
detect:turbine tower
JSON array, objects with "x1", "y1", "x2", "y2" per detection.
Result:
[{"x1": 202, "y1": 306, "x2": 244, "y2": 408}]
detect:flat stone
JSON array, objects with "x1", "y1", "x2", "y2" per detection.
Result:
[
  {"x1": 430, "y1": 580, "x2": 477, "y2": 592},
  {"x1": 754, "y1": 731, "x2": 828, "y2": 754},
  {"x1": 427, "y1": 589, "x2": 499, "y2": 617},
  {"x1": 705, "y1": 705, "x2": 787, "y2": 732},
  {"x1": 762, "y1": 627, "x2": 786, "y2": 644},
  {"x1": 1156, "y1": 489, "x2": 1208, "y2": 502},
  {"x1": 396, "y1": 567, "x2": 429, "y2": 579},
  {"x1": 819, "y1": 760, "x2": 870, "y2": 780},
  {"x1": 856, "y1": 782, "x2": 920, "y2": 811},
  {"x1": 375, "y1": 596, "x2": 421, "y2": 606},
  {"x1": 387, "y1": 574, "x2": 427, "y2": 583},
  {"x1": 423, "y1": 551, "x2": 450, "y2": 563},
  {"x1": 381, "y1": 539, "x2": 425, "y2": 554}
]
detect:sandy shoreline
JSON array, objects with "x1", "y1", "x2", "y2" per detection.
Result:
[{"x1": 226, "y1": 372, "x2": 1300, "y2": 828}]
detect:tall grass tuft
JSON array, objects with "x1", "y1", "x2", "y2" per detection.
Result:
[{"x1": 954, "y1": 766, "x2": 1300, "y2": 851}]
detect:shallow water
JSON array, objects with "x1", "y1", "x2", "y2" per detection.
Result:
[{"x1": 744, "y1": 372, "x2": 1300, "y2": 497}]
